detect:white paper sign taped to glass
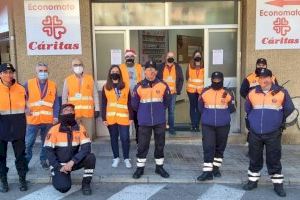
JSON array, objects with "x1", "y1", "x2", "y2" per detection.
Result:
[
  {"x1": 212, "y1": 49, "x2": 223, "y2": 65},
  {"x1": 111, "y1": 49, "x2": 122, "y2": 65},
  {"x1": 24, "y1": 0, "x2": 82, "y2": 55},
  {"x1": 256, "y1": 0, "x2": 300, "y2": 50}
]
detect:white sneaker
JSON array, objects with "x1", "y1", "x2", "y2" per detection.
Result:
[
  {"x1": 112, "y1": 158, "x2": 120, "y2": 168},
  {"x1": 124, "y1": 159, "x2": 132, "y2": 168}
]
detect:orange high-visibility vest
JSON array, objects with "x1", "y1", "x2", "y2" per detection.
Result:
[
  {"x1": 248, "y1": 89, "x2": 284, "y2": 111},
  {"x1": 246, "y1": 72, "x2": 276, "y2": 88},
  {"x1": 104, "y1": 86, "x2": 130, "y2": 126},
  {"x1": 137, "y1": 82, "x2": 167, "y2": 104},
  {"x1": 0, "y1": 81, "x2": 26, "y2": 115},
  {"x1": 44, "y1": 123, "x2": 91, "y2": 148},
  {"x1": 66, "y1": 74, "x2": 95, "y2": 118},
  {"x1": 120, "y1": 63, "x2": 143, "y2": 88},
  {"x1": 186, "y1": 64, "x2": 204, "y2": 94},
  {"x1": 163, "y1": 64, "x2": 176, "y2": 94},
  {"x1": 26, "y1": 78, "x2": 57, "y2": 125},
  {"x1": 201, "y1": 88, "x2": 232, "y2": 109}
]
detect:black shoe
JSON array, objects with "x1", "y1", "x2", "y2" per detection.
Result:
[
  {"x1": 81, "y1": 177, "x2": 92, "y2": 195},
  {"x1": 133, "y1": 167, "x2": 144, "y2": 179},
  {"x1": 213, "y1": 166, "x2": 222, "y2": 178},
  {"x1": 40, "y1": 160, "x2": 49, "y2": 169},
  {"x1": 274, "y1": 183, "x2": 286, "y2": 197},
  {"x1": 197, "y1": 172, "x2": 213, "y2": 181},
  {"x1": 0, "y1": 176, "x2": 9, "y2": 193},
  {"x1": 155, "y1": 165, "x2": 170, "y2": 178},
  {"x1": 19, "y1": 176, "x2": 28, "y2": 191},
  {"x1": 243, "y1": 181, "x2": 258, "y2": 191}
]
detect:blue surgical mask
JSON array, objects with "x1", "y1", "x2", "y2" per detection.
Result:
[{"x1": 38, "y1": 72, "x2": 48, "y2": 80}]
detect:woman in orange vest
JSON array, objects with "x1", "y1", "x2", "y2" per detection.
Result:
[
  {"x1": 186, "y1": 50, "x2": 205, "y2": 132},
  {"x1": 101, "y1": 65, "x2": 133, "y2": 169}
]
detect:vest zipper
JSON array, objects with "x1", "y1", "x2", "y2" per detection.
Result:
[
  {"x1": 261, "y1": 94, "x2": 265, "y2": 134},
  {"x1": 214, "y1": 91, "x2": 217, "y2": 126}
]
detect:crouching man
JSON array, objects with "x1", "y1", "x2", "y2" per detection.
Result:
[{"x1": 44, "y1": 104, "x2": 96, "y2": 195}]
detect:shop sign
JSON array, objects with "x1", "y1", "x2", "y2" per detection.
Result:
[
  {"x1": 256, "y1": 0, "x2": 300, "y2": 49},
  {"x1": 24, "y1": 0, "x2": 82, "y2": 55}
]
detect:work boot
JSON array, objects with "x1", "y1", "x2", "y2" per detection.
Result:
[
  {"x1": 213, "y1": 166, "x2": 221, "y2": 178},
  {"x1": 0, "y1": 176, "x2": 8, "y2": 193},
  {"x1": 155, "y1": 165, "x2": 170, "y2": 178},
  {"x1": 197, "y1": 171, "x2": 213, "y2": 181},
  {"x1": 82, "y1": 177, "x2": 92, "y2": 195},
  {"x1": 19, "y1": 176, "x2": 28, "y2": 191},
  {"x1": 243, "y1": 181, "x2": 258, "y2": 191},
  {"x1": 274, "y1": 183, "x2": 286, "y2": 197},
  {"x1": 132, "y1": 167, "x2": 144, "y2": 179}
]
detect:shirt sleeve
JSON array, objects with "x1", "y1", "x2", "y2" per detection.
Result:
[
  {"x1": 128, "y1": 91, "x2": 134, "y2": 120},
  {"x1": 72, "y1": 127, "x2": 92, "y2": 164},
  {"x1": 44, "y1": 130, "x2": 62, "y2": 170},
  {"x1": 61, "y1": 79, "x2": 68, "y2": 105},
  {"x1": 240, "y1": 78, "x2": 250, "y2": 99},
  {"x1": 283, "y1": 89, "x2": 295, "y2": 120},
  {"x1": 53, "y1": 89, "x2": 60, "y2": 119},
  {"x1": 101, "y1": 86, "x2": 107, "y2": 121},
  {"x1": 131, "y1": 85, "x2": 141, "y2": 112},
  {"x1": 93, "y1": 80, "x2": 100, "y2": 111}
]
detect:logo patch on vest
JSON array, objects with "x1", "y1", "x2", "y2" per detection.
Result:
[
  {"x1": 272, "y1": 98, "x2": 277, "y2": 103},
  {"x1": 46, "y1": 133, "x2": 51, "y2": 140},
  {"x1": 221, "y1": 98, "x2": 226, "y2": 104},
  {"x1": 156, "y1": 90, "x2": 161, "y2": 94}
]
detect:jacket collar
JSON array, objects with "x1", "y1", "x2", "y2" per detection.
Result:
[
  {"x1": 59, "y1": 122, "x2": 80, "y2": 133},
  {"x1": 255, "y1": 84, "x2": 278, "y2": 94},
  {"x1": 141, "y1": 77, "x2": 160, "y2": 87}
]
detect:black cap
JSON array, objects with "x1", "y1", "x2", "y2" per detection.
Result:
[
  {"x1": 258, "y1": 68, "x2": 272, "y2": 77},
  {"x1": 144, "y1": 60, "x2": 157, "y2": 69},
  {"x1": 256, "y1": 58, "x2": 267, "y2": 66},
  {"x1": 211, "y1": 71, "x2": 224, "y2": 80},
  {"x1": 0, "y1": 63, "x2": 15, "y2": 73}
]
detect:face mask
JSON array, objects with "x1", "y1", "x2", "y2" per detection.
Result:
[
  {"x1": 126, "y1": 59, "x2": 134, "y2": 64},
  {"x1": 110, "y1": 73, "x2": 120, "y2": 80},
  {"x1": 194, "y1": 57, "x2": 201, "y2": 62},
  {"x1": 73, "y1": 66, "x2": 83, "y2": 74},
  {"x1": 167, "y1": 57, "x2": 175, "y2": 63},
  {"x1": 38, "y1": 72, "x2": 48, "y2": 80},
  {"x1": 60, "y1": 113, "x2": 77, "y2": 126},
  {"x1": 255, "y1": 67, "x2": 261, "y2": 75},
  {"x1": 211, "y1": 81, "x2": 223, "y2": 90}
]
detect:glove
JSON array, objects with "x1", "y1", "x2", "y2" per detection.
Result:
[{"x1": 94, "y1": 111, "x2": 100, "y2": 119}]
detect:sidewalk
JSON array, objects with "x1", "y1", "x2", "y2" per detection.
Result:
[{"x1": 5, "y1": 136, "x2": 300, "y2": 185}]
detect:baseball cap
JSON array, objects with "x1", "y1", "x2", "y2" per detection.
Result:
[
  {"x1": 258, "y1": 68, "x2": 272, "y2": 77},
  {"x1": 256, "y1": 58, "x2": 267, "y2": 66},
  {"x1": 0, "y1": 63, "x2": 15, "y2": 73},
  {"x1": 211, "y1": 71, "x2": 224, "y2": 81},
  {"x1": 144, "y1": 61, "x2": 157, "y2": 70}
]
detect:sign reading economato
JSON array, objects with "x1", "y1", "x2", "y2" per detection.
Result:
[
  {"x1": 24, "y1": 0, "x2": 82, "y2": 55},
  {"x1": 256, "y1": 0, "x2": 300, "y2": 50}
]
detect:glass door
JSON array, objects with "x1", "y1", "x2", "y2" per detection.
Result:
[{"x1": 206, "y1": 29, "x2": 240, "y2": 133}]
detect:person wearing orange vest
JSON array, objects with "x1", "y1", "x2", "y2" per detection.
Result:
[
  {"x1": 119, "y1": 49, "x2": 143, "y2": 144},
  {"x1": 197, "y1": 71, "x2": 236, "y2": 182},
  {"x1": 44, "y1": 104, "x2": 96, "y2": 195},
  {"x1": 132, "y1": 61, "x2": 171, "y2": 179},
  {"x1": 24, "y1": 62, "x2": 60, "y2": 169},
  {"x1": 0, "y1": 63, "x2": 28, "y2": 192},
  {"x1": 186, "y1": 50, "x2": 205, "y2": 132},
  {"x1": 62, "y1": 58, "x2": 100, "y2": 141},
  {"x1": 101, "y1": 65, "x2": 133, "y2": 169},
  {"x1": 243, "y1": 69, "x2": 294, "y2": 197},
  {"x1": 158, "y1": 52, "x2": 184, "y2": 135}
]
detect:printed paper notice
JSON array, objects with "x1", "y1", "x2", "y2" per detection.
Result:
[
  {"x1": 212, "y1": 49, "x2": 223, "y2": 65},
  {"x1": 111, "y1": 49, "x2": 122, "y2": 65}
]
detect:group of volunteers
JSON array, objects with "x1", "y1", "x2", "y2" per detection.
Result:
[{"x1": 0, "y1": 48, "x2": 295, "y2": 197}]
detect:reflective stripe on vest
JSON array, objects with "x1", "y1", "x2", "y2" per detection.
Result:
[
  {"x1": 248, "y1": 89, "x2": 284, "y2": 111},
  {"x1": 27, "y1": 78, "x2": 56, "y2": 125},
  {"x1": 186, "y1": 64, "x2": 204, "y2": 94},
  {"x1": 137, "y1": 82, "x2": 167, "y2": 105},
  {"x1": 0, "y1": 81, "x2": 26, "y2": 115},
  {"x1": 201, "y1": 88, "x2": 231, "y2": 110},
  {"x1": 163, "y1": 65, "x2": 176, "y2": 94},
  {"x1": 66, "y1": 74, "x2": 95, "y2": 118},
  {"x1": 104, "y1": 86, "x2": 130, "y2": 126}
]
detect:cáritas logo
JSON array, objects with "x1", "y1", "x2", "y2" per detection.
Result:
[{"x1": 42, "y1": 15, "x2": 66, "y2": 39}]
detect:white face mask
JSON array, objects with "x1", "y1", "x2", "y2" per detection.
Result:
[{"x1": 73, "y1": 66, "x2": 83, "y2": 74}]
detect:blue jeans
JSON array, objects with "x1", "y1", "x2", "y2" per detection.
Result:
[
  {"x1": 108, "y1": 124, "x2": 130, "y2": 159},
  {"x1": 187, "y1": 92, "x2": 201, "y2": 128},
  {"x1": 25, "y1": 124, "x2": 52, "y2": 163},
  {"x1": 167, "y1": 94, "x2": 177, "y2": 132}
]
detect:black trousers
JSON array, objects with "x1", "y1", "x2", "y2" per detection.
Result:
[
  {"x1": 248, "y1": 130, "x2": 283, "y2": 183},
  {"x1": 133, "y1": 111, "x2": 139, "y2": 144},
  {"x1": 52, "y1": 153, "x2": 96, "y2": 193},
  {"x1": 0, "y1": 139, "x2": 28, "y2": 177},
  {"x1": 136, "y1": 123, "x2": 165, "y2": 167},
  {"x1": 201, "y1": 124, "x2": 230, "y2": 171}
]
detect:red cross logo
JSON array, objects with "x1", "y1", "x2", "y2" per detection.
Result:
[
  {"x1": 42, "y1": 15, "x2": 67, "y2": 40},
  {"x1": 273, "y1": 17, "x2": 291, "y2": 36}
]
